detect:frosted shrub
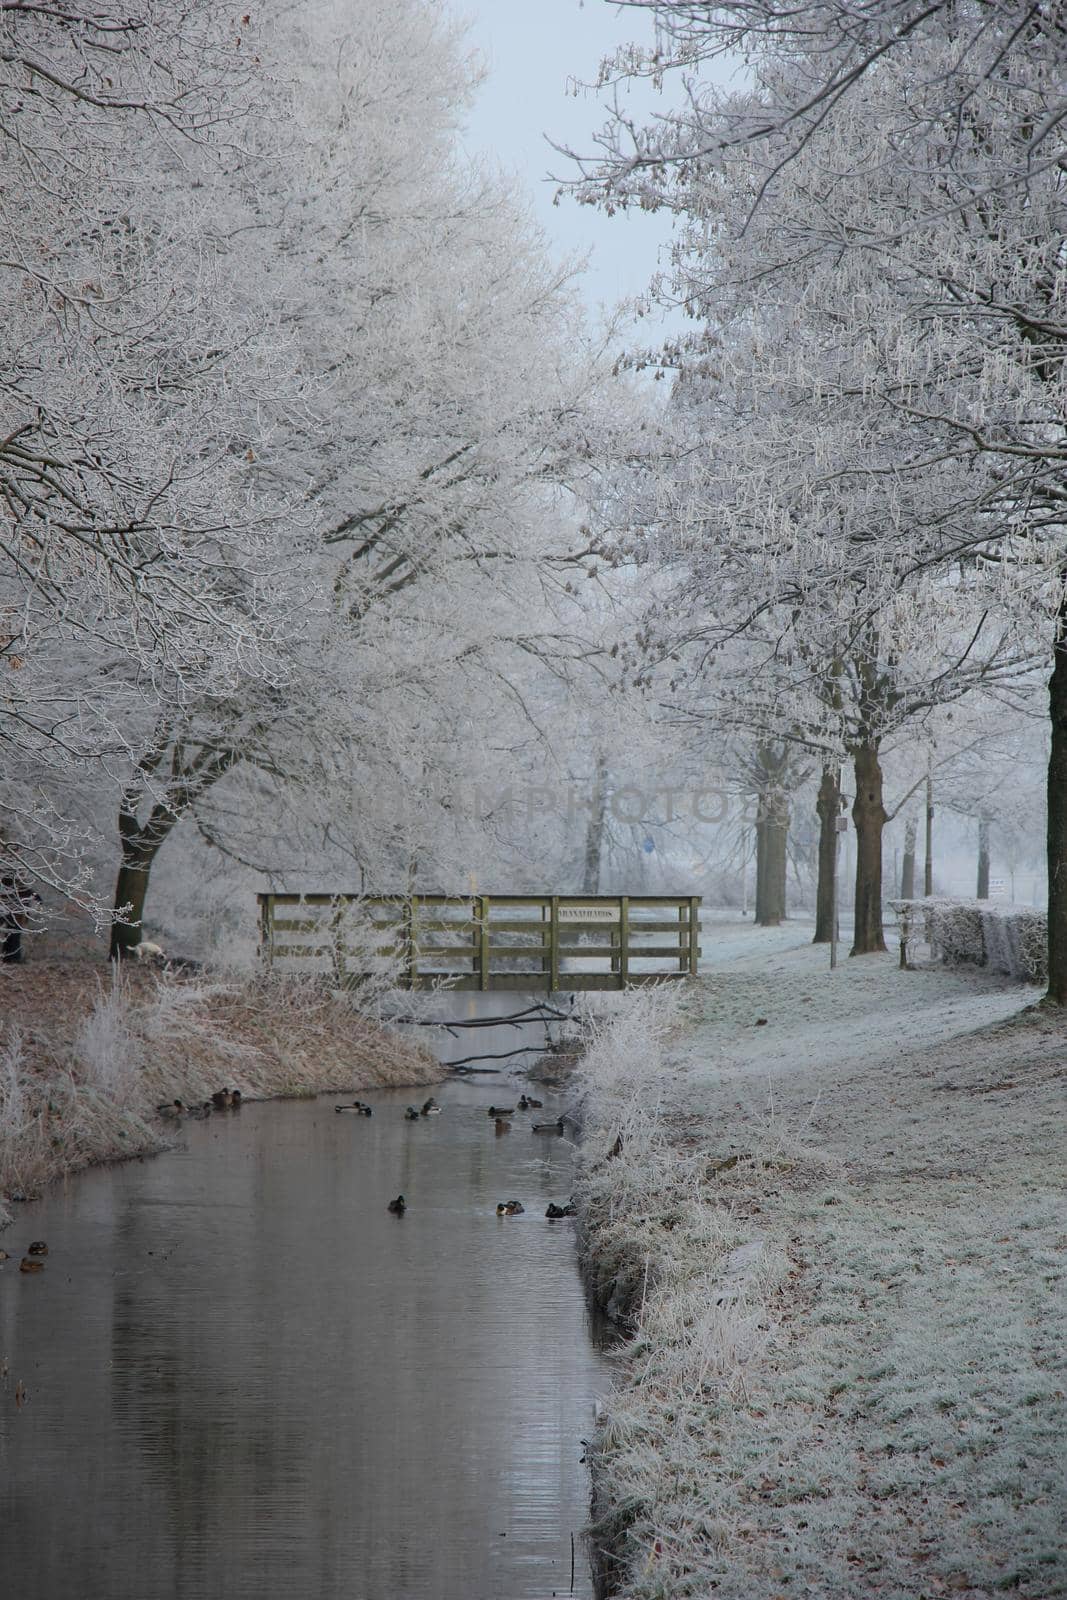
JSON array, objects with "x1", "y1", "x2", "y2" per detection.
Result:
[
  {"x1": 72, "y1": 973, "x2": 139, "y2": 1096},
  {"x1": 578, "y1": 985, "x2": 686, "y2": 1125},
  {"x1": 0, "y1": 1024, "x2": 26, "y2": 1131},
  {"x1": 997, "y1": 909, "x2": 1047, "y2": 982},
  {"x1": 893, "y1": 898, "x2": 1048, "y2": 983},
  {"x1": 928, "y1": 900, "x2": 985, "y2": 966}
]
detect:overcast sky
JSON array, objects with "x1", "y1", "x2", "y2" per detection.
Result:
[{"x1": 460, "y1": 0, "x2": 680, "y2": 330}]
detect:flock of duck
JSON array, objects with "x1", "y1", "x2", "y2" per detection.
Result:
[
  {"x1": 10, "y1": 1084, "x2": 577, "y2": 1276},
  {"x1": 0, "y1": 1238, "x2": 49, "y2": 1273},
  {"x1": 332, "y1": 1092, "x2": 577, "y2": 1221},
  {"x1": 156, "y1": 1088, "x2": 242, "y2": 1120}
]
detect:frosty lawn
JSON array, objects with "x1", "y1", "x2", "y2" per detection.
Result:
[{"x1": 577, "y1": 924, "x2": 1065, "y2": 1599}]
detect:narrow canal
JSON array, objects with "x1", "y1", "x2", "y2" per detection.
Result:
[{"x1": 0, "y1": 998, "x2": 607, "y2": 1599}]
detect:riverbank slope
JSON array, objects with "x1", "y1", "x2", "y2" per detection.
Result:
[
  {"x1": 578, "y1": 923, "x2": 1065, "y2": 1599},
  {"x1": 1, "y1": 961, "x2": 440, "y2": 1227}
]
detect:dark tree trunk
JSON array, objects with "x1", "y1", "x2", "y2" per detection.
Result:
[
  {"x1": 1047, "y1": 590, "x2": 1067, "y2": 1004},
  {"x1": 850, "y1": 740, "x2": 888, "y2": 955},
  {"x1": 108, "y1": 732, "x2": 240, "y2": 960},
  {"x1": 110, "y1": 856, "x2": 156, "y2": 959},
  {"x1": 976, "y1": 816, "x2": 991, "y2": 900},
  {"x1": 582, "y1": 754, "x2": 608, "y2": 895},
  {"x1": 813, "y1": 766, "x2": 839, "y2": 943},
  {"x1": 110, "y1": 788, "x2": 179, "y2": 959},
  {"x1": 900, "y1": 816, "x2": 917, "y2": 899},
  {"x1": 755, "y1": 788, "x2": 788, "y2": 926},
  {"x1": 924, "y1": 773, "x2": 934, "y2": 896}
]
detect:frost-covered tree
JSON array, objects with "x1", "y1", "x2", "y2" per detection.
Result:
[
  {"x1": 0, "y1": 1, "x2": 310, "y2": 924},
  {"x1": 572, "y1": 11, "x2": 1064, "y2": 983}
]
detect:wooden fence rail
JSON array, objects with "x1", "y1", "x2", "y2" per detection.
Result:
[{"x1": 257, "y1": 893, "x2": 702, "y2": 991}]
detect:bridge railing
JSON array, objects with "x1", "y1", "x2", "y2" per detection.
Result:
[{"x1": 257, "y1": 893, "x2": 702, "y2": 991}]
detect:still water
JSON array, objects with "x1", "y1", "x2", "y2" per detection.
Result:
[{"x1": 0, "y1": 1002, "x2": 605, "y2": 1599}]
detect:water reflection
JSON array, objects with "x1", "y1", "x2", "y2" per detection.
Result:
[{"x1": 0, "y1": 1001, "x2": 604, "y2": 1599}]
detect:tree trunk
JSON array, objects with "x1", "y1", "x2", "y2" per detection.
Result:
[
  {"x1": 110, "y1": 857, "x2": 156, "y2": 959},
  {"x1": 755, "y1": 788, "x2": 787, "y2": 926},
  {"x1": 1046, "y1": 589, "x2": 1067, "y2": 1004},
  {"x1": 850, "y1": 740, "x2": 888, "y2": 955},
  {"x1": 900, "y1": 816, "x2": 917, "y2": 899},
  {"x1": 109, "y1": 794, "x2": 177, "y2": 959},
  {"x1": 976, "y1": 816, "x2": 991, "y2": 900},
  {"x1": 924, "y1": 772, "x2": 934, "y2": 896},
  {"x1": 582, "y1": 754, "x2": 608, "y2": 895},
  {"x1": 813, "y1": 766, "x2": 839, "y2": 943}
]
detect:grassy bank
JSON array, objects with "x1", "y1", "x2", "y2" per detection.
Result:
[
  {"x1": 0, "y1": 961, "x2": 441, "y2": 1227},
  {"x1": 575, "y1": 948, "x2": 1065, "y2": 1600}
]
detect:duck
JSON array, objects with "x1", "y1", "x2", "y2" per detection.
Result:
[
  {"x1": 186, "y1": 1101, "x2": 212, "y2": 1119},
  {"x1": 532, "y1": 1117, "x2": 566, "y2": 1135},
  {"x1": 545, "y1": 1202, "x2": 577, "y2": 1219},
  {"x1": 361, "y1": 1104, "x2": 373, "y2": 1116},
  {"x1": 157, "y1": 1100, "x2": 184, "y2": 1120},
  {"x1": 19, "y1": 1258, "x2": 44, "y2": 1274},
  {"x1": 496, "y1": 1200, "x2": 525, "y2": 1216},
  {"x1": 486, "y1": 1105, "x2": 514, "y2": 1118},
  {"x1": 387, "y1": 1195, "x2": 406, "y2": 1214},
  {"x1": 404, "y1": 1106, "x2": 420, "y2": 1121},
  {"x1": 210, "y1": 1089, "x2": 234, "y2": 1110},
  {"x1": 494, "y1": 1118, "x2": 511, "y2": 1135},
  {"x1": 421, "y1": 1097, "x2": 441, "y2": 1116},
  {"x1": 518, "y1": 1094, "x2": 543, "y2": 1110},
  {"x1": 27, "y1": 1240, "x2": 48, "y2": 1256},
  {"x1": 230, "y1": 1088, "x2": 242, "y2": 1108},
  {"x1": 335, "y1": 1101, "x2": 364, "y2": 1114}
]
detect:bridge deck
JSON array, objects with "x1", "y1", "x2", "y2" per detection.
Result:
[{"x1": 258, "y1": 893, "x2": 701, "y2": 990}]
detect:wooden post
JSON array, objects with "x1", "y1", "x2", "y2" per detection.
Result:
[
  {"x1": 619, "y1": 896, "x2": 630, "y2": 987},
  {"x1": 678, "y1": 902, "x2": 687, "y2": 972},
  {"x1": 330, "y1": 896, "x2": 346, "y2": 984},
  {"x1": 899, "y1": 903, "x2": 911, "y2": 969},
  {"x1": 479, "y1": 895, "x2": 490, "y2": 992},
  {"x1": 259, "y1": 894, "x2": 274, "y2": 968},
  {"x1": 408, "y1": 895, "x2": 420, "y2": 990},
  {"x1": 688, "y1": 896, "x2": 700, "y2": 975},
  {"x1": 549, "y1": 895, "x2": 559, "y2": 993}
]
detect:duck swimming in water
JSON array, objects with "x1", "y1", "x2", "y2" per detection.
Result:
[
  {"x1": 494, "y1": 1118, "x2": 511, "y2": 1135},
  {"x1": 532, "y1": 1117, "x2": 566, "y2": 1135},
  {"x1": 496, "y1": 1200, "x2": 524, "y2": 1216},
  {"x1": 210, "y1": 1089, "x2": 234, "y2": 1110},
  {"x1": 545, "y1": 1202, "x2": 577, "y2": 1219},
  {"x1": 518, "y1": 1094, "x2": 543, "y2": 1110},
  {"x1": 387, "y1": 1195, "x2": 406, "y2": 1215},
  {"x1": 421, "y1": 1098, "x2": 441, "y2": 1116},
  {"x1": 404, "y1": 1106, "x2": 420, "y2": 1121},
  {"x1": 486, "y1": 1105, "x2": 514, "y2": 1118}
]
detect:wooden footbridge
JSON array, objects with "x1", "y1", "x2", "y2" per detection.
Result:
[{"x1": 258, "y1": 893, "x2": 702, "y2": 991}]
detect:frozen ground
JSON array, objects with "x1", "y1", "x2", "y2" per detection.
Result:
[{"x1": 579, "y1": 918, "x2": 1066, "y2": 1599}]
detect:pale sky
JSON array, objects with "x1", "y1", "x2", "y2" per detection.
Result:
[{"x1": 460, "y1": 0, "x2": 681, "y2": 330}]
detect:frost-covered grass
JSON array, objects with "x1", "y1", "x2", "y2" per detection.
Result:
[
  {"x1": 0, "y1": 961, "x2": 440, "y2": 1226},
  {"x1": 578, "y1": 928, "x2": 1066, "y2": 1599}
]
